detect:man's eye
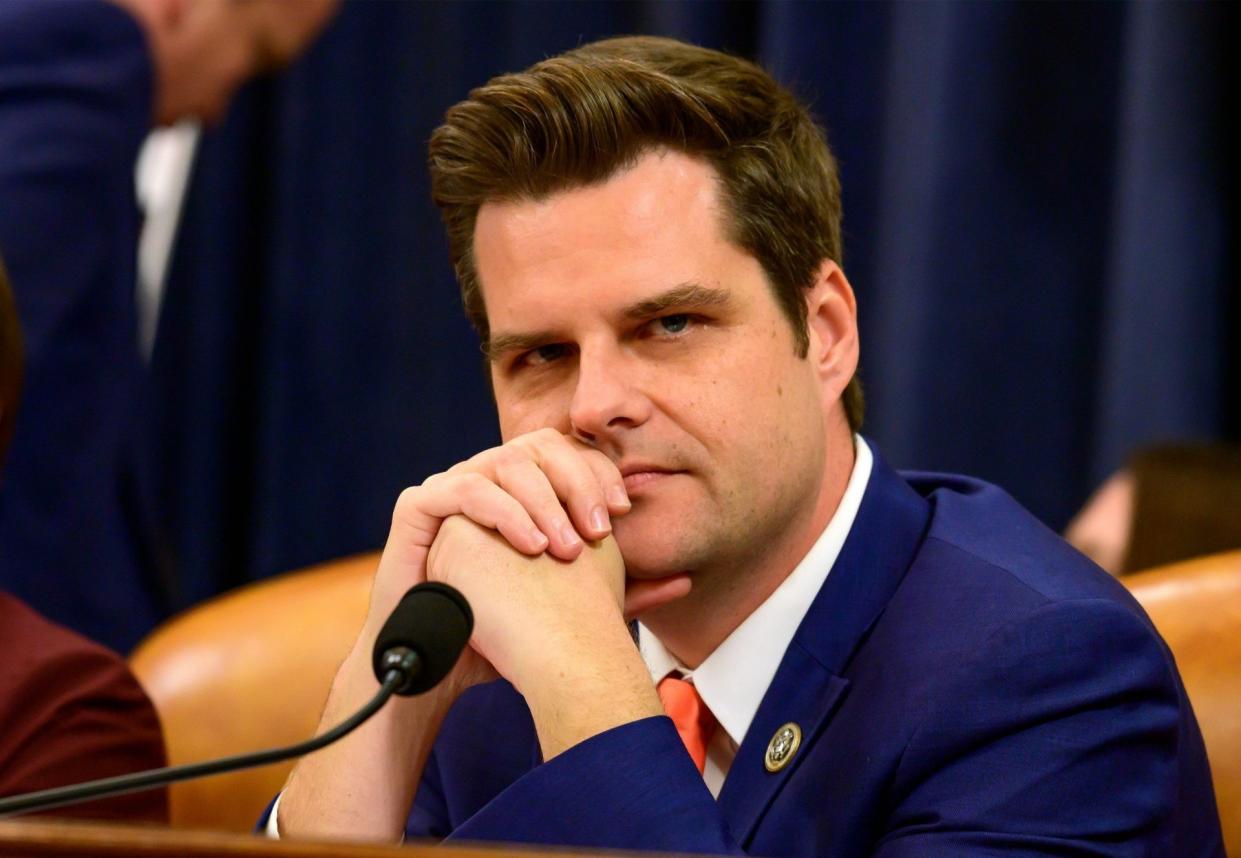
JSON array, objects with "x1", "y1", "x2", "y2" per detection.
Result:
[
  {"x1": 655, "y1": 314, "x2": 691, "y2": 334},
  {"x1": 524, "y1": 343, "x2": 567, "y2": 366}
]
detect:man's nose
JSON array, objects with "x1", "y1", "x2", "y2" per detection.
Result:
[{"x1": 568, "y1": 346, "x2": 651, "y2": 445}]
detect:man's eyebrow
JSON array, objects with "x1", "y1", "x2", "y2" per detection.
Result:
[
  {"x1": 623, "y1": 283, "x2": 732, "y2": 319},
  {"x1": 481, "y1": 330, "x2": 558, "y2": 362}
]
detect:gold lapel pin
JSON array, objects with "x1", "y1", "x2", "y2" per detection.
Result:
[{"x1": 764, "y1": 722, "x2": 802, "y2": 772}]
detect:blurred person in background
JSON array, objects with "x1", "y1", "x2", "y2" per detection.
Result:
[
  {"x1": 0, "y1": 255, "x2": 168, "y2": 823},
  {"x1": 1067, "y1": 444, "x2": 1241, "y2": 575},
  {"x1": 0, "y1": 0, "x2": 337, "y2": 652}
]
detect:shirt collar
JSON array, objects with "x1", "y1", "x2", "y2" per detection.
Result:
[{"x1": 638, "y1": 436, "x2": 874, "y2": 748}]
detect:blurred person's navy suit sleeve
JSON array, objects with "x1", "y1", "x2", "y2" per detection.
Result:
[
  {"x1": 0, "y1": 1, "x2": 165, "y2": 651},
  {"x1": 399, "y1": 450, "x2": 1223, "y2": 857}
]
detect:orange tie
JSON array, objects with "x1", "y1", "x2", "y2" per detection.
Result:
[{"x1": 657, "y1": 675, "x2": 717, "y2": 774}]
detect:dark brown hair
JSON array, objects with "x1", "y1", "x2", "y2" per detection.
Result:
[
  {"x1": 0, "y1": 254, "x2": 23, "y2": 463},
  {"x1": 429, "y1": 35, "x2": 863, "y2": 430}
]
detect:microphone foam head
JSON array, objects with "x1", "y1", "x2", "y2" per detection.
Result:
[{"x1": 372, "y1": 582, "x2": 473, "y2": 695}]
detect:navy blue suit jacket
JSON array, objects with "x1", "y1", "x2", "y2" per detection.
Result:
[
  {"x1": 0, "y1": 1, "x2": 165, "y2": 651},
  {"x1": 403, "y1": 449, "x2": 1222, "y2": 856}
]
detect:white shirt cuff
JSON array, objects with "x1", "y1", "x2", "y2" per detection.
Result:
[{"x1": 264, "y1": 792, "x2": 282, "y2": 838}]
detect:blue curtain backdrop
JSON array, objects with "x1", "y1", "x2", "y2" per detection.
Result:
[{"x1": 149, "y1": 2, "x2": 1238, "y2": 627}]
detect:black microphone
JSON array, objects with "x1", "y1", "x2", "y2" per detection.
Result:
[
  {"x1": 0, "y1": 582, "x2": 472, "y2": 818},
  {"x1": 373, "y1": 580, "x2": 473, "y2": 695}
]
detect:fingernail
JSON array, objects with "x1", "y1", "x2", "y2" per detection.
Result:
[
  {"x1": 608, "y1": 485, "x2": 631, "y2": 507},
  {"x1": 529, "y1": 528, "x2": 549, "y2": 550},
  {"x1": 560, "y1": 522, "x2": 582, "y2": 548},
  {"x1": 590, "y1": 505, "x2": 610, "y2": 533}
]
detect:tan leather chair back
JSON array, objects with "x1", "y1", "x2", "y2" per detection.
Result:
[
  {"x1": 130, "y1": 553, "x2": 378, "y2": 831},
  {"x1": 1124, "y1": 550, "x2": 1241, "y2": 854}
]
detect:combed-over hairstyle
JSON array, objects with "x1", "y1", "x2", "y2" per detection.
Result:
[{"x1": 429, "y1": 35, "x2": 863, "y2": 431}]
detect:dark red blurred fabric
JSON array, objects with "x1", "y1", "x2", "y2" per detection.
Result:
[{"x1": 0, "y1": 592, "x2": 168, "y2": 822}]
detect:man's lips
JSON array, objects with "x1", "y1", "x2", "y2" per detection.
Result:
[{"x1": 619, "y1": 464, "x2": 683, "y2": 492}]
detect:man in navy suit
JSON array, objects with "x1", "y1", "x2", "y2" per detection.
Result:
[
  {"x1": 274, "y1": 37, "x2": 1223, "y2": 855},
  {"x1": 0, "y1": 0, "x2": 336, "y2": 652}
]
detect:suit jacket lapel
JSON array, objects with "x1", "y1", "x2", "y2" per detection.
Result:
[
  {"x1": 717, "y1": 644, "x2": 849, "y2": 846},
  {"x1": 717, "y1": 446, "x2": 930, "y2": 846}
]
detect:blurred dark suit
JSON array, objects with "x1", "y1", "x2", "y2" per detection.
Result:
[{"x1": 0, "y1": 0, "x2": 168, "y2": 651}]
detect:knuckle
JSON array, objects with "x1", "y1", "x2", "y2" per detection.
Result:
[
  {"x1": 570, "y1": 464, "x2": 600, "y2": 489},
  {"x1": 523, "y1": 426, "x2": 567, "y2": 457},
  {"x1": 394, "y1": 485, "x2": 422, "y2": 515},
  {"x1": 585, "y1": 448, "x2": 623, "y2": 480},
  {"x1": 533, "y1": 500, "x2": 569, "y2": 524},
  {"x1": 492, "y1": 441, "x2": 530, "y2": 469},
  {"x1": 493, "y1": 457, "x2": 532, "y2": 485},
  {"x1": 458, "y1": 472, "x2": 494, "y2": 498},
  {"x1": 567, "y1": 461, "x2": 604, "y2": 495}
]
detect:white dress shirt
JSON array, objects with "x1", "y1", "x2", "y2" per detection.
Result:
[{"x1": 639, "y1": 437, "x2": 873, "y2": 797}]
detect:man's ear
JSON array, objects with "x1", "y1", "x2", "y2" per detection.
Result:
[{"x1": 804, "y1": 260, "x2": 859, "y2": 402}]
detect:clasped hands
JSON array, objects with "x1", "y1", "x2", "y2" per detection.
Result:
[{"x1": 363, "y1": 429, "x2": 687, "y2": 753}]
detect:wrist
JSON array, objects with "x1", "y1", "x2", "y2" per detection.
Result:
[
  {"x1": 480, "y1": 597, "x2": 622, "y2": 692},
  {"x1": 518, "y1": 620, "x2": 662, "y2": 760},
  {"x1": 344, "y1": 637, "x2": 465, "y2": 705},
  {"x1": 278, "y1": 645, "x2": 462, "y2": 842}
]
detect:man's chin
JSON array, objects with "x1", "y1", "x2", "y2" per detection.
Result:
[
  {"x1": 613, "y1": 498, "x2": 713, "y2": 571},
  {"x1": 614, "y1": 533, "x2": 694, "y2": 581}
]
